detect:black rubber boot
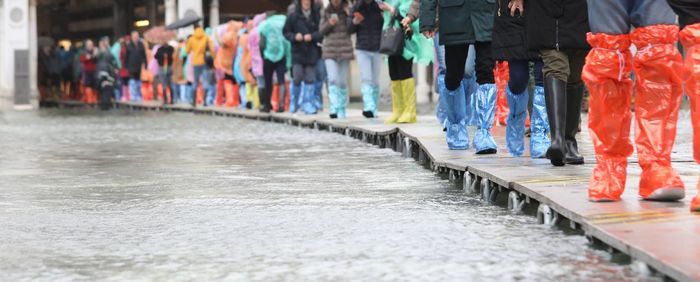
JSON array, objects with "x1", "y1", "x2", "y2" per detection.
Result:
[
  {"x1": 565, "y1": 82, "x2": 585, "y2": 165},
  {"x1": 544, "y1": 76, "x2": 567, "y2": 166},
  {"x1": 362, "y1": 111, "x2": 375, "y2": 118}
]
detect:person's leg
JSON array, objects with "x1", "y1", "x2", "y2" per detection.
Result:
[
  {"x1": 505, "y1": 60, "x2": 530, "y2": 157},
  {"x1": 540, "y1": 49, "x2": 570, "y2": 166},
  {"x1": 261, "y1": 59, "x2": 277, "y2": 112},
  {"x1": 301, "y1": 64, "x2": 317, "y2": 114},
  {"x1": 583, "y1": 4, "x2": 635, "y2": 200},
  {"x1": 336, "y1": 59, "x2": 349, "y2": 118},
  {"x1": 397, "y1": 57, "x2": 416, "y2": 123},
  {"x1": 464, "y1": 45, "x2": 479, "y2": 126},
  {"x1": 563, "y1": 50, "x2": 586, "y2": 165},
  {"x1": 629, "y1": 0, "x2": 685, "y2": 200},
  {"x1": 129, "y1": 74, "x2": 140, "y2": 101},
  {"x1": 529, "y1": 60, "x2": 551, "y2": 158},
  {"x1": 191, "y1": 66, "x2": 204, "y2": 107},
  {"x1": 275, "y1": 61, "x2": 287, "y2": 112},
  {"x1": 314, "y1": 59, "x2": 326, "y2": 110},
  {"x1": 356, "y1": 50, "x2": 377, "y2": 117},
  {"x1": 325, "y1": 59, "x2": 340, "y2": 117},
  {"x1": 370, "y1": 52, "x2": 383, "y2": 116},
  {"x1": 439, "y1": 44, "x2": 470, "y2": 149},
  {"x1": 473, "y1": 41, "x2": 497, "y2": 154},
  {"x1": 674, "y1": 0, "x2": 700, "y2": 210}
]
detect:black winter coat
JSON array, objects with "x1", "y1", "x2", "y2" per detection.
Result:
[
  {"x1": 524, "y1": 0, "x2": 590, "y2": 51},
  {"x1": 347, "y1": 0, "x2": 384, "y2": 52},
  {"x1": 492, "y1": 0, "x2": 539, "y2": 61},
  {"x1": 284, "y1": 2, "x2": 323, "y2": 66},
  {"x1": 125, "y1": 40, "x2": 147, "y2": 77}
]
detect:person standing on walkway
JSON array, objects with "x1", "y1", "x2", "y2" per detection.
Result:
[
  {"x1": 493, "y1": 0, "x2": 550, "y2": 158},
  {"x1": 216, "y1": 21, "x2": 242, "y2": 107},
  {"x1": 186, "y1": 25, "x2": 216, "y2": 108},
  {"x1": 320, "y1": 0, "x2": 353, "y2": 119},
  {"x1": 667, "y1": 0, "x2": 700, "y2": 211},
  {"x1": 525, "y1": 0, "x2": 587, "y2": 167},
  {"x1": 125, "y1": 31, "x2": 147, "y2": 102},
  {"x1": 249, "y1": 13, "x2": 267, "y2": 110},
  {"x1": 96, "y1": 37, "x2": 118, "y2": 110},
  {"x1": 284, "y1": 0, "x2": 322, "y2": 115},
  {"x1": 260, "y1": 14, "x2": 292, "y2": 113},
  {"x1": 582, "y1": 0, "x2": 685, "y2": 202},
  {"x1": 80, "y1": 39, "x2": 99, "y2": 104},
  {"x1": 154, "y1": 41, "x2": 175, "y2": 105},
  {"x1": 349, "y1": 0, "x2": 384, "y2": 118},
  {"x1": 421, "y1": 0, "x2": 497, "y2": 153}
]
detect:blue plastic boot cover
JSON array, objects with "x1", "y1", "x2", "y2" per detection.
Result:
[
  {"x1": 338, "y1": 87, "x2": 348, "y2": 119},
  {"x1": 301, "y1": 83, "x2": 317, "y2": 114},
  {"x1": 362, "y1": 84, "x2": 376, "y2": 113},
  {"x1": 442, "y1": 79, "x2": 469, "y2": 149},
  {"x1": 436, "y1": 74, "x2": 448, "y2": 126},
  {"x1": 372, "y1": 85, "x2": 380, "y2": 116},
  {"x1": 505, "y1": 86, "x2": 528, "y2": 157},
  {"x1": 530, "y1": 86, "x2": 551, "y2": 158},
  {"x1": 314, "y1": 81, "x2": 324, "y2": 110},
  {"x1": 463, "y1": 75, "x2": 478, "y2": 126},
  {"x1": 328, "y1": 84, "x2": 338, "y2": 115},
  {"x1": 289, "y1": 83, "x2": 301, "y2": 113},
  {"x1": 473, "y1": 84, "x2": 498, "y2": 153}
]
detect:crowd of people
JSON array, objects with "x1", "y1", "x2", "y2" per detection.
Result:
[{"x1": 37, "y1": 0, "x2": 700, "y2": 211}]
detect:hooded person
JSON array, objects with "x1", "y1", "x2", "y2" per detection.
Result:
[
  {"x1": 239, "y1": 20, "x2": 261, "y2": 111},
  {"x1": 493, "y1": 0, "x2": 551, "y2": 159},
  {"x1": 284, "y1": 0, "x2": 323, "y2": 115},
  {"x1": 581, "y1": 0, "x2": 687, "y2": 202},
  {"x1": 667, "y1": 0, "x2": 700, "y2": 211},
  {"x1": 215, "y1": 21, "x2": 243, "y2": 107},
  {"x1": 421, "y1": 0, "x2": 497, "y2": 152},
  {"x1": 249, "y1": 13, "x2": 268, "y2": 109},
  {"x1": 260, "y1": 14, "x2": 292, "y2": 113},
  {"x1": 185, "y1": 25, "x2": 216, "y2": 108},
  {"x1": 380, "y1": 0, "x2": 433, "y2": 124}
]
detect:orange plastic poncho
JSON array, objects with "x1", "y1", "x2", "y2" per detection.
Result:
[
  {"x1": 239, "y1": 22, "x2": 256, "y2": 85},
  {"x1": 215, "y1": 21, "x2": 242, "y2": 75}
]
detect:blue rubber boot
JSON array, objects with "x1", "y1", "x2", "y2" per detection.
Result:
[
  {"x1": 436, "y1": 74, "x2": 448, "y2": 127},
  {"x1": 328, "y1": 84, "x2": 339, "y2": 118},
  {"x1": 301, "y1": 82, "x2": 317, "y2": 115},
  {"x1": 441, "y1": 76, "x2": 469, "y2": 150},
  {"x1": 289, "y1": 83, "x2": 301, "y2": 113},
  {"x1": 474, "y1": 84, "x2": 498, "y2": 154},
  {"x1": 463, "y1": 75, "x2": 478, "y2": 126},
  {"x1": 337, "y1": 87, "x2": 348, "y2": 119},
  {"x1": 372, "y1": 86, "x2": 380, "y2": 117},
  {"x1": 505, "y1": 86, "x2": 529, "y2": 157},
  {"x1": 361, "y1": 84, "x2": 376, "y2": 118},
  {"x1": 314, "y1": 81, "x2": 324, "y2": 111},
  {"x1": 530, "y1": 85, "x2": 551, "y2": 158}
]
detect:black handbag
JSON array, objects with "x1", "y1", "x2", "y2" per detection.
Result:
[{"x1": 379, "y1": 17, "x2": 405, "y2": 55}]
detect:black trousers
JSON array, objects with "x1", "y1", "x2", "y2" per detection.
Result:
[
  {"x1": 667, "y1": 0, "x2": 700, "y2": 28},
  {"x1": 262, "y1": 59, "x2": 286, "y2": 110},
  {"x1": 388, "y1": 55, "x2": 413, "y2": 81},
  {"x1": 444, "y1": 42, "x2": 495, "y2": 90}
]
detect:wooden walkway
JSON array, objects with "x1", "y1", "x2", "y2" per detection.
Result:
[{"x1": 85, "y1": 101, "x2": 699, "y2": 281}]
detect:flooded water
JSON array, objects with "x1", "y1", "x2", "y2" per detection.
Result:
[{"x1": 0, "y1": 109, "x2": 661, "y2": 281}]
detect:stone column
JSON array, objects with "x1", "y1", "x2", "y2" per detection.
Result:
[
  {"x1": 415, "y1": 65, "x2": 431, "y2": 104},
  {"x1": 28, "y1": 0, "x2": 38, "y2": 109},
  {"x1": 209, "y1": 0, "x2": 219, "y2": 28},
  {"x1": 165, "y1": 0, "x2": 177, "y2": 25}
]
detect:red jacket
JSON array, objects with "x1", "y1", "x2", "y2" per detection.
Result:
[{"x1": 80, "y1": 50, "x2": 97, "y2": 72}]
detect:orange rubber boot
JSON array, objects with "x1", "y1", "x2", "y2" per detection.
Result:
[
  {"x1": 582, "y1": 33, "x2": 635, "y2": 202},
  {"x1": 680, "y1": 23, "x2": 700, "y2": 211},
  {"x1": 494, "y1": 61, "x2": 509, "y2": 126},
  {"x1": 224, "y1": 80, "x2": 239, "y2": 107},
  {"x1": 285, "y1": 81, "x2": 291, "y2": 111},
  {"x1": 196, "y1": 85, "x2": 204, "y2": 105},
  {"x1": 216, "y1": 80, "x2": 225, "y2": 106},
  {"x1": 271, "y1": 84, "x2": 280, "y2": 112},
  {"x1": 631, "y1": 25, "x2": 686, "y2": 201}
]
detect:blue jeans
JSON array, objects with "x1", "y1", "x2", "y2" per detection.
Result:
[
  {"x1": 508, "y1": 60, "x2": 544, "y2": 93},
  {"x1": 356, "y1": 49, "x2": 382, "y2": 87},
  {"x1": 129, "y1": 79, "x2": 142, "y2": 101},
  {"x1": 190, "y1": 65, "x2": 206, "y2": 105},
  {"x1": 325, "y1": 59, "x2": 349, "y2": 88},
  {"x1": 204, "y1": 83, "x2": 216, "y2": 106},
  {"x1": 588, "y1": 0, "x2": 676, "y2": 34}
]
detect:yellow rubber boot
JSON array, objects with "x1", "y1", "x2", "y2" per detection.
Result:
[
  {"x1": 397, "y1": 78, "x2": 417, "y2": 123},
  {"x1": 385, "y1": 80, "x2": 403, "y2": 124}
]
